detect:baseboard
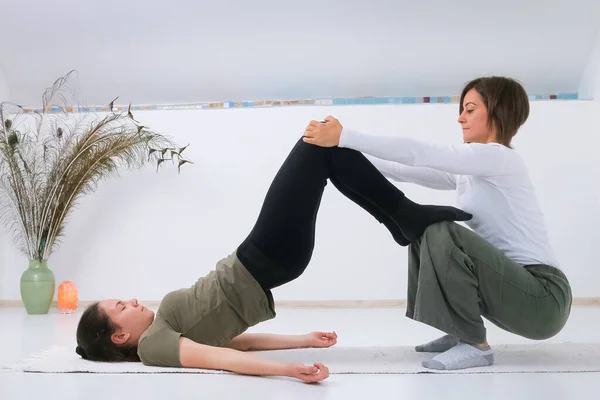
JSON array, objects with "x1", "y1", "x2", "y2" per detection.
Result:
[{"x1": 1, "y1": 298, "x2": 599, "y2": 309}]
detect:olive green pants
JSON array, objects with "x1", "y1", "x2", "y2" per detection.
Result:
[{"x1": 406, "y1": 221, "x2": 572, "y2": 344}]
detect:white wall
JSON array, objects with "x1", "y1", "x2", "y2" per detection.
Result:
[
  {"x1": 0, "y1": 68, "x2": 9, "y2": 299},
  {"x1": 1, "y1": 100, "x2": 598, "y2": 302},
  {"x1": 0, "y1": 68, "x2": 8, "y2": 102},
  {"x1": 579, "y1": 26, "x2": 600, "y2": 100},
  {"x1": 4, "y1": 0, "x2": 600, "y2": 107}
]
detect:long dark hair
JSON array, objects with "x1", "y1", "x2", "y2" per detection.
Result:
[{"x1": 75, "y1": 302, "x2": 140, "y2": 362}]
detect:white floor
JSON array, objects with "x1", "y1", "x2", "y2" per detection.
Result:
[{"x1": 1, "y1": 306, "x2": 599, "y2": 400}]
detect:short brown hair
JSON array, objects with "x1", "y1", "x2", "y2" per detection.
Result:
[{"x1": 460, "y1": 76, "x2": 530, "y2": 147}]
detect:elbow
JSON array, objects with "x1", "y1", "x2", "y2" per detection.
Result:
[
  {"x1": 179, "y1": 338, "x2": 242, "y2": 370},
  {"x1": 225, "y1": 338, "x2": 251, "y2": 351}
]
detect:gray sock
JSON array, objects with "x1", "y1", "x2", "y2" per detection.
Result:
[
  {"x1": 422, "y1": 342, "x2": 494, "y2": 370},
  {"x1": 415, "y1": 334, "x2": 459, "y2": 353}
]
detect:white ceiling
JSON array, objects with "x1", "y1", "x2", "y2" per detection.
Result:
[{"x1": 1, "y1": 0, "x2": 599, "y2": 107}]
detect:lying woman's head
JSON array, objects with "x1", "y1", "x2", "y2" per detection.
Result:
[{"x1": 75, "y1": 298, "x2": 155, "y2": 362}]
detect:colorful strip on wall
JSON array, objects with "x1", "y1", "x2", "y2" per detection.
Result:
[{"x1": 22, "y1": 92, "x2": 579, "y2": 114}]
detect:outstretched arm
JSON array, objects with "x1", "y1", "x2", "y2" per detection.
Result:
[
  {"x1": 224, "y1": 331, "x2": 337, "y2": 351},
  {"x1": 179, "y1": 337, "x2": 330, "y2": 383},
  {"x1": 365, "y1": 154, "x2": 457, "y2": 190},
  {"x1": 338, "y1": 127, "x2": 513, "y2": 176},
  {"x1": 302, "y1": 116, "x2": 519, "y2": 177}
]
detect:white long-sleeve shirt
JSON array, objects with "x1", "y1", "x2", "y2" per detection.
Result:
[{"x1": 339, "y1": 128, "x2": 560, "y2": 269}]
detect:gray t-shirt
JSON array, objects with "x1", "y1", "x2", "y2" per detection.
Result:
[{"x1": 137, "y1": 251, "x2": 276, "y2": 367}]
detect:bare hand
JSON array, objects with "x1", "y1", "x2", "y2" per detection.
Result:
[
  {"x1": 302, "y1": 116, "x2": 343, "y2": 147},
  {"x1": 305, "y1": 331, "x2": 338, "y2": 348},
  {"x1": 289, "y1": 362, "x2": 330, "y2": 383}
]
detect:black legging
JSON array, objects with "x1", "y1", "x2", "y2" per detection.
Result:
[{"x1": 237, "y1": 137, "x2": 469, "y2": 290}]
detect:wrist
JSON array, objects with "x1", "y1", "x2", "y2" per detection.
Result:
[
  {"x1": 282, "y1": 362, "x2": 296, "y2": 378},
  {"x1": 300, "y1": 334, "x2": 312, "y2": 348},
  {"x1": 256, "y1": 356, "x2": 293, "y2": 377},
  {"x1": 338, "y1": 127, "x2": 349, "y2": 148}
]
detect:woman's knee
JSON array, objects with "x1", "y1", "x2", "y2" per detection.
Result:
[
  {"x1": 418, "y1": 221, "x2": 467, "y2": 267},
  {"x1": 422, "y1": 221, "x2": 455, "y2": 241},
  {"x1": 329, "y1": 147, "x2": 352, "y2": 167}
]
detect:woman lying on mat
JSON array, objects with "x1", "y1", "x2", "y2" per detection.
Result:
[
  {"x1": 302, "y1": 76, "x2": 572, "y2": 371},
  {"x1": 75, "y1": 135, "x2": 472, "y2": 382}
]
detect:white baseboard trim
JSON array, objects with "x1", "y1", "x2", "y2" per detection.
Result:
[{"x1": 1, "y1": 298, "x2": 599, "y2": 309}]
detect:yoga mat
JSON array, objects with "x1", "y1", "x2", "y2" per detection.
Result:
[{"x1": 3, "y1": 343, "x2": 600, "y2": 374}]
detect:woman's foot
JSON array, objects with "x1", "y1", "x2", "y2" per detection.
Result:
[
  {"x1": 394, "y1": 198, "x2": 472, "y2": 241},
  {"x1": 422, "y1": 341, "x2": 494, "y2": 370},
  {"x1": 415, "y1": 334, "x2": 459, "y2": 353}
]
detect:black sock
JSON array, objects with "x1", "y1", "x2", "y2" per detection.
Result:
[
  {"x1": 394, "y1": 197, "x2": 472, "y2": 241},
  {"x1": 380, "y1": 217, "x2": 411, "y2": 246}
]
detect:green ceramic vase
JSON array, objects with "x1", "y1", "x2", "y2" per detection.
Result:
[{"x1": 20, "y1": 259, "x2": 55, "y2": 314}]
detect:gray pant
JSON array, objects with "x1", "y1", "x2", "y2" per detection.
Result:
[{"x1": 406, "y1": 221, "x2": 572, "y2": 344}]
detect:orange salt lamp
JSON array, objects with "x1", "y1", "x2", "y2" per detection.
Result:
[{"x1": 57, "y1": 280, "x2": 78, "y2": 314}]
